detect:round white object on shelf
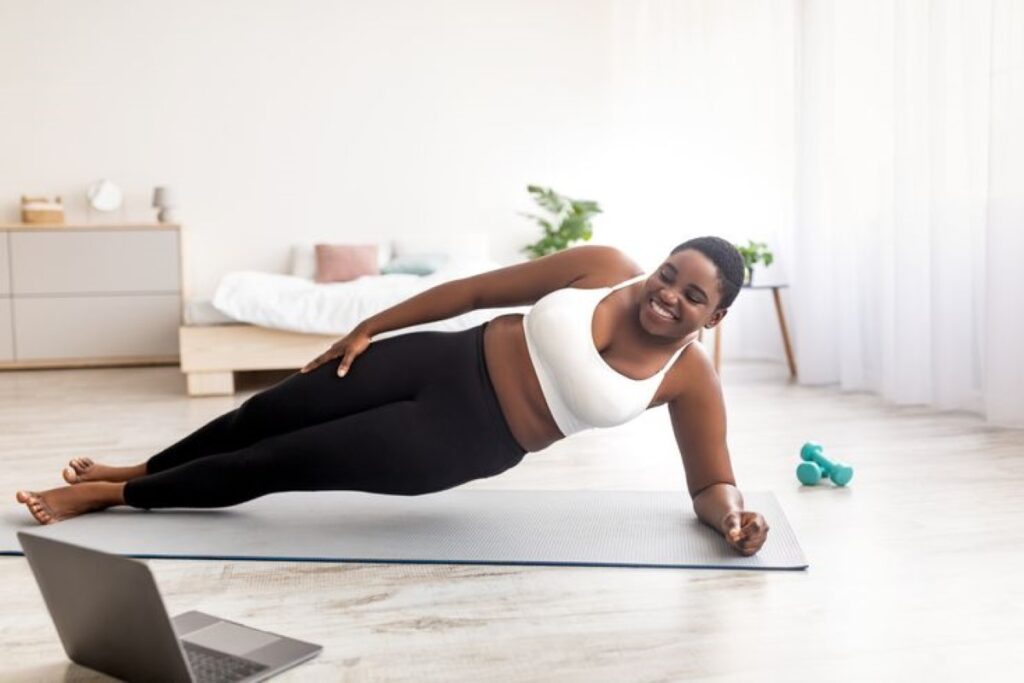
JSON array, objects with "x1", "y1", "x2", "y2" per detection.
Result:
[{"x1": 86, "y1": 179, "x2": 123, "y2": 212}]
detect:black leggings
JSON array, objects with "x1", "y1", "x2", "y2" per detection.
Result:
[{"x1": 122, "y1": 322, "x2": 528, "y2": 509}]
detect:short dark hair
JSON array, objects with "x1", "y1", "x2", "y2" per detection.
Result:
[{"x1": 670, "y1": 236, "x2": 745, "y2": 310}]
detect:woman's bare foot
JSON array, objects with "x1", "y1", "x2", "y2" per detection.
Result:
[
  {"x1": 62, "y1": 457, "x2": 146, "y2": 485},
  {"x1": 16, "y1": 482, "x2": 125, "y2": 525}
]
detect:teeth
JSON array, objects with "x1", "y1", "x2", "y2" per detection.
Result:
[{"x1": 650, "y1": 299, "x2": 676, "y2": 320}]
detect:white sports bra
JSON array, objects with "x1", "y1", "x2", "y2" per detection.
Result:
[{"x1": 522, "y1": 274, "x2": 698, "y2": 437}]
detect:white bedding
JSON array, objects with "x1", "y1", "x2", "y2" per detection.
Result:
[{"x1": 210, "y1": 258, "x2": 529, "y2": 338}]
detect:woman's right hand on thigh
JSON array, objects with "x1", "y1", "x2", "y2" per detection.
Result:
[{"x1": 300, "y1": 326, "x2": 373, "y2": 377}]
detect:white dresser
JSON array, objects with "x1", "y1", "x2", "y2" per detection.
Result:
[{"x1": 0, "y1": 223, "x2": 182, "y2": 368}]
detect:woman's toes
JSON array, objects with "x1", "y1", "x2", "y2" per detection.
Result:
[
  {"x1": 65, "y1": 458, "x2": 98, "y2": 484},
  {"x1": 18, "y1": 492, "x2": 51, "y2": 524},
  {"x1": 63, "y1": 466, "x2": 81, "y2": 484}
]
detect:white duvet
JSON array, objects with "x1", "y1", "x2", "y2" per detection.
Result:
[{"x1": 211, "y1": 258, "x2": 530, "y2": 339}]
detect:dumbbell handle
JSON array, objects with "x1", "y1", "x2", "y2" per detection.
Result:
[
  {"x1": 800, "y1": 442, "x2": 824, "y2": 462},
  {"x1": 800, "y1": 443, "x2": 846, "y2": 468}
]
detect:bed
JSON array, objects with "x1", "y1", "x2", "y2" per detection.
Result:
[{"x1": 178, "y1": 237, "x2": 527, "y2": 396}]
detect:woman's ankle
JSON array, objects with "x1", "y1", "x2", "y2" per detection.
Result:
[{"x1": 99, "y1": 481, "x2": 128, "y2": 506}]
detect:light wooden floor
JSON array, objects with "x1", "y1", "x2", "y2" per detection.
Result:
[{"x1": 1, "y1": 361, "x2": 1022, "y2": 682}]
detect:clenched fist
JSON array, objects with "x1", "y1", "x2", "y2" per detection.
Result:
[{"x1": 721, "y1": 510, "x2": 769, "y2": 556}]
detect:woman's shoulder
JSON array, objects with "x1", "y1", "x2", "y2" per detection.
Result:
[
  {"x1": 568, "y1": 245, "x2": 645, "y2": 289},
  {"x1": 660, "y1": 337, "x2": 720, "y2": 405}
]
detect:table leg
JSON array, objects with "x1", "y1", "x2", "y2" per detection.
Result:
[{"x1": 772, "y1": 287, "x2": 797, "y2": 379}]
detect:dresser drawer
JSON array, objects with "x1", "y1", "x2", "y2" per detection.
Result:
[
  {"x1": 0, "y1": 232, "x2": 9, "y2": 296},
  {"x1": 13, "y1": 294, "x2": 180, "y2": 360},
  {"x1": 11, "y1": 230, "x2": 180, "y2": 295},
  {"x1": 0, "y1": 298, "x2": 12, "y2": 360}
]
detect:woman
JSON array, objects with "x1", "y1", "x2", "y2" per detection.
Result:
[{"x1": 16, "y1": 236, "x2": 769, "y2": 556}]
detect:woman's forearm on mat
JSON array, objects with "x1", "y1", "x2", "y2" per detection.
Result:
[
  {"x1": 359, "y1": 280, "x2": 476, "y2": 337},
  {"x1": 692, "y1": 483, "x2": 744, "y2": 534}
]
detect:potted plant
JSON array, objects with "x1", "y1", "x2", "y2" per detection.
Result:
[
  {"x1": 521, "y1": 185, "x2": 601, "y2": 259},
  {"x1": 734, "y1": 240, "x2": 774, "y2": 286}
]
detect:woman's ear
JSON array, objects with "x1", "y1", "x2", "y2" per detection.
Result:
[{"x1": 704, "y1": 309, "x2": 728, "y2": 329}]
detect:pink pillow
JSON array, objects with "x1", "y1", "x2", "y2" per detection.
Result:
[{"x1": 314, "y1": 244, "x2": 380, "y2": 283}]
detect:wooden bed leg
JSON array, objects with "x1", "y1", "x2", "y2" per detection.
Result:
[{"x1": 186, "y1": 371, "x2": 235, "y2": 396}]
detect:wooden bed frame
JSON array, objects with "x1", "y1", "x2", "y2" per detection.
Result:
[{"x1": 178, "y1": 324, "x2": 336, "y2": 396}]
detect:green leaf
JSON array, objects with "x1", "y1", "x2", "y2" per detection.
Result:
[
  {"x1": 732, "y1": 239, "x2": 773, "y2": 273},
  {"x1": 529, "y1": 185, "x2": 567, "y2": 215},
  {"x1": 570, "y1": 200, "x2": 602, "y2": 215},
  {"x1": 522, "y1": 184, "x2": 602, "y2": 257}
]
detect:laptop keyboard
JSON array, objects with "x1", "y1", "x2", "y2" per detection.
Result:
[{"x1": 183, "y1": 641, "x2": 270, "y2": 682}]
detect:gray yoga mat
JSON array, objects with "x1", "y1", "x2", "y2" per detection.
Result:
[{"x1": 1, "y1": 490, "x2": 807, "y2": 571}]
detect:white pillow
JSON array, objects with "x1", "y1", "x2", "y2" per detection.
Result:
[{"x1": 290, "y1": 240, "x2": 392, "y2": 279}]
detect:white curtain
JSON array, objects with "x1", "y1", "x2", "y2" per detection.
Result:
[
  {"x1": 793, "y1": 0, "x2": 1024, "y2": 427},
  {"x1": 608, "y1": 0, "x2": 1024, "y2": 427}
]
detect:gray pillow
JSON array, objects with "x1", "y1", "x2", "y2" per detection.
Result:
[{"x1": 380, "y1": 253, "x2": 451, "y2": 276}]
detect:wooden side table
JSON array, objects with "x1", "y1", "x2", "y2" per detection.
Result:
[{"x1": 698, "y1": 284, "x2": 797, "y2": 379}]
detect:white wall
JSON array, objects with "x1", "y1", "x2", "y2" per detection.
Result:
[
  {"x1": 603, "y1": 0, "x2": 798, "y2": 363},
  {"x1": 0, "y1": 0, "x2": 613, "y2": 299},
  {"x1": 0, "y1": 0, "x2": 801, "y2": 363}
]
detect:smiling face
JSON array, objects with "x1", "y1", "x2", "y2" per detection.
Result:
[{"x1": 637, "y1": 249, "x2": 729, "y2": 339}]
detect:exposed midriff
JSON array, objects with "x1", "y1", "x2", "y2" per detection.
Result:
[{"x1": 482, "y1": 313, "x2": 564, "y2": 453}]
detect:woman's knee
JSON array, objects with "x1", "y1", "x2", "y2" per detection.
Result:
[{"x1": 233, "y1": 375, "x2": 304, "y2": 427}]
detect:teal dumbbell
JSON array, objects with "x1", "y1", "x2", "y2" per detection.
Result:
[{"x1": 796, "y1": 442, "x2": 854, "y2": 487}]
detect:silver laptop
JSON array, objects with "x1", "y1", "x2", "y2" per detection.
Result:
[{"x1": 18, "y1": 531, "x2": 322, "y2": 683}]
